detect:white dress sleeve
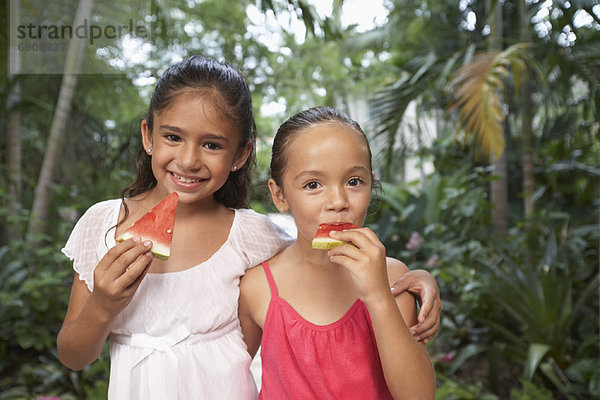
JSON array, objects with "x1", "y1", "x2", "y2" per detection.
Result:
[
  {"x1": 233, "y1": 209, "x2": 294, "y2": 269},
  {"x1": 61, "y1": 200, "x2": 120, "y2": 292}
]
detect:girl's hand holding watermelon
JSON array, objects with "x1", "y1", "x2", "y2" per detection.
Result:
[
  {"x1": 313, "y1": 222, "x2": 441, "y2": 343},
  {"x1": 326, "y1": 227, "x2": 392, "y2": 308},
  {"x1": 90, "y1": 237, "x2": 153, "y2": 320}
]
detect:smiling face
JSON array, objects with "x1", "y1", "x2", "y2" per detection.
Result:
[
  {"x1": 269, "y1": 122, "x2": 373, "y2": 245},
  {"x1": 142, "y1": 91, "x2": 252, "y2": 206}
]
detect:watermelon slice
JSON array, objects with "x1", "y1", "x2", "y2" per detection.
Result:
[
  {"x1": 116, "y1": 192, "x2": 178, "y2": 260},
  {"x1": 311, "y1": 223, "x2": 358, "y2": 249}
]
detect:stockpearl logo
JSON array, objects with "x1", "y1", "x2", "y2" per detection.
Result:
[{"x1": 9, "y1": 0, "x2": 151, "y2": 74}]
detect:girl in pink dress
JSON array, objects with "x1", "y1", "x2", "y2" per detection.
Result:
[{"x1": 239, "y1": 106, "x2": 436, "y2": 399}]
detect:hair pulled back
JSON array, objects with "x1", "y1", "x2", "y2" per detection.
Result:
[
  {"x1": 270, "y1": 106, "x2": 376, "y2": 188},
  {"x1": 122, "y1": 55, "x2": 256, "y2": 209}
]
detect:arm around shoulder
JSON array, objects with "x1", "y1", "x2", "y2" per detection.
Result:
[
  {"x1": 390, "y1": 267, "x2": 442, "y2": 343},
  {"x1": 386, "y1": 258, "x2": 418, "y2": 328}
]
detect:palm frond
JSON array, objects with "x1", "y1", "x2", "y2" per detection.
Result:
[
  {"x1": 447, "y1": 43, "x2": 533, "y2": 162},
  {"x1": 368, "y1": 52, "x2": 447, "y2": 180}
]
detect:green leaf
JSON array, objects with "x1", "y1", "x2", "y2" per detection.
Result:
[
  {"x1": 539, "y1": 361, "x2": 568, "y2": 393},
  {"x1": 524, "y1": 343, "x2": 551, "y2": 381},
  {"x1": 449, "y1": 343, "x2": 487, "y2": 374}
]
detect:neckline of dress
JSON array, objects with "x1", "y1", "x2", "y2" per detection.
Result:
[{"x1": 275, "y1": 296, "x2": 364, "y2": 332}]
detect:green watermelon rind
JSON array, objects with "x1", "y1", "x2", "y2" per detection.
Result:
[
  {"x1": 311, "y1": 223, "x2": 357, "y2": 250},
  {"x1": 116, "y1": 231, "x2": 170, "y2": 260},
  {"x1": 311, "y1": 237, "x2": 346, "y2": 249}
]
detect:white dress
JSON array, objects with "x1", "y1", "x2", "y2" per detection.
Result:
[{"x1": 62, "y1": 199, "x2": 293, "y2": 400}]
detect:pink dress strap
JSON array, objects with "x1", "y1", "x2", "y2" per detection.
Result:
[{"x1": 261, "y1": 261, "x2": 278, "y2": 297}]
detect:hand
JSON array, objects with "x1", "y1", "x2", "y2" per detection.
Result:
[
  {"x1": 391, "y1": 270, "x2": 441, "y2": 343},
  {"x1": 90, "y1": 237, "x2": 153, "y2": 321},
  {"x1": 327, "y1": 228, "x2": 390, "y2": 306}
]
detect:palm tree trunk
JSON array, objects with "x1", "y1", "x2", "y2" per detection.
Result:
[
  {"x1": 491, "y1": 143, "x2": 509, "y2": 236},
  {"x1": 4, "y1": 0, "x2": 23, "y2": 244},
  {"x1": 520, "y1": 0, "x2": 535, "y2": 232},
  {"x1": 5, "y1": 86, "x2": 22, "y2": 243},
  {"x1": 26, "y1": 0, "x2": 93, "y2": 243},
  {"x1": 488, "y1": 0, "x2": 509, "y2": 236}
]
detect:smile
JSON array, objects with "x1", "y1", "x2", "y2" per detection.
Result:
[{"x1": 171, "y1": 172, "x2": 203, "y2": 183}]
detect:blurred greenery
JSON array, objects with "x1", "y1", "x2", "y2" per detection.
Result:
[{"x1": 1, "y1": 0, "x2": 598, "y2": 398}]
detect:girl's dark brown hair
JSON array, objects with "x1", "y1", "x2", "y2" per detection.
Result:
[
  {"x1": 270, "y1": 106, "x2": 380, "y2": 192},
  {"x1": 119, "y1": 55, "x2": 256, "y2": 222}
]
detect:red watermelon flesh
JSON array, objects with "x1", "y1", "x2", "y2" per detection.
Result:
[
  {"x1": 116, "y1": 192, "x2": 178, "y2": 260},
  {"x1": 311, "y1": 223, "x2": 358, "y2": 249}
]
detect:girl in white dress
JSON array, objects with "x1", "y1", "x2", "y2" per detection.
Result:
[{"x1": 57, "y1": 55, "x2": 441, "y2": 399}]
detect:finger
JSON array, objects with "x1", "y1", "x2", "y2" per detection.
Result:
[
  {"x1": 339, "y1": 226, "x2": 380, "y2": 243},
  {"x1": 422, "y1": 327, "x2": 439, "y2": 343},
  {"x1": 421, "y1": 324, "x2": 439, "y2": 343},
  {"x1": 354, "y1": 227, "x2": 383, "y2": 245},
  {"x1": 410, "y1": 302, "x2": 440, "y2": 336},
  {"x1": 330, "y1": 228, "x2": 381, "y2": 250},
  {"x1": 98, "y1": 237, "x2": 142, "y2": 272},
  {"x1": 410, "y1": 313, "x2": 435, "y2": 335},
  {"x1": 416, "y1": 294, "x2": 435, "y2": 323},
  {"x1": 123, "y1": 254, "x2": 153, "y2": 290},
  {"x1": 329, "y1": 231, "x2": 385, "y2": 264},
  {"x1": 327, "y1": 242, "x2": 363, "y2": 263},
  {"x1": 109, "y1": 240, "x2": 153, "y2": 278},
  {"x1": 118, "y1": 250, "x2": 153, "y2": 287},
  {"x1": 390, "y1": 279, "x2": 412, "y2": 296},
  {"x1": 411, "y1": 320, "x2": 439, "y2": 343},
  {"x1": 390, "y1": 270, "x2": 421, "y2": 295}
]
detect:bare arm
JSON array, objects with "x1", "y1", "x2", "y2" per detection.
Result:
[
  {"x1": 328, "y1": 229, "x2": 436, "y2": 400},
  {"x1": 57, "y1": 238, "x2": 152, "y2": 370},
  {"x1": 238, "y1": 266, "x2": 266, "y2": 359},
  {"x1": 368, "y1": 259, "x2": 436, "y2": 399}
]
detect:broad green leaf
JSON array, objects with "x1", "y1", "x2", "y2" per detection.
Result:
[
  {"x1": 524, "y1": 343, "x2": 551, "y2": 381},
  {"x1": 449, "y1": 343, "x2": 487, "y2": 375}
]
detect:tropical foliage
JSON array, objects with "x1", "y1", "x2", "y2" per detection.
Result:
[{"x1": 1, "y1": 0, "x2": 598, "y2": 398}]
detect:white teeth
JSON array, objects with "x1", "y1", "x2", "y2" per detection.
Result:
[{"x1": 173, "y1": 173, "x2": 200, "y2": 183}]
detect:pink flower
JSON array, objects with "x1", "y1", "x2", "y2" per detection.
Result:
[
  {"x1": 440, "y1": 351, "x2": 456, "y2": 363},
  {"x1": 425, "y1": 254, "x2": 439, "y2": 270},
  {"x1": 405, "y1": 231, "x2": 423, "y2": 251}
]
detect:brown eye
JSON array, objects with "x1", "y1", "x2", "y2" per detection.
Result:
[
  {"x1": 204, "y1": 142, "x2": 222, "y2": 150},
  {"x1": 165, "y1": 134, "x2": 181, "y2": 142},
  {"x1": 347, "y1": 178, "x2": 363, "y2": 187},
  {"x1": 304, "y1": 181, "x2": 321, "y2": 190}
]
